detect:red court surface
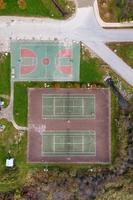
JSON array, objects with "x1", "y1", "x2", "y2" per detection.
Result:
[
  {"x1": 28, "y1": 88, "x2": 111, "y2": 164},
  {"x1": 57, "y1": 49, "x2": 72, "y2": 57},
  {"x1": 21, "y1": 48, "x2": 36, "y2": 57},
  {"x1": 21, "y1": 65, "x2": 36, "y2": 75},
  {"x1": 42, "y1": 57, "x2": 50, "y2": 65}
]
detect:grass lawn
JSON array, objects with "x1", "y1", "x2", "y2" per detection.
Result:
[
  {"x1": 108, "y1": 43, "x2": 133, "y2": 68},
  {"x1": 14, "y1": 82, "x2": 45, "y2": 126},
  {"x1": 0, "y1": 0, "x2": 74, "y2": 19},
  {"x1": 98, "y1": 0, "x2": 133, "y2": 22},
  {"x1": 0, "y1": 53, "x2": 10, "y2": 95},
  {"x1": 80, "y1": 58, "x2": 104, "y2": 83},
  {"x1": 80, "y1": 46, "x2": 104, "y2": 83}
]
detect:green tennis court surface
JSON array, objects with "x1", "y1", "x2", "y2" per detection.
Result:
[
  {"x1": 42, "y1": 131, "x2": 96, "y2": 156},
  {"x1": 42, "y1": 94, "x2": 95, "y2": 119},
  {"x1": 11, "y1": 41, "x2": 80, "y2": 81}
]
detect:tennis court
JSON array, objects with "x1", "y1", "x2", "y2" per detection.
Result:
[
  {"x1": 42, "y1": 94, "x2": 95, "y2": 119},
  {"x1": 28, "y1": 88, "x2": 111, "y2": 163},
  {"x1": 42, "y1": 131, "x2": 96, "y2": 155},
  {"x1": 11, "y1": 40, "x2": 80, "y2": 81}
]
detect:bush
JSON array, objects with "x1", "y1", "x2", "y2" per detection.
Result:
[
  {"x1": 17, "y1": 0, "x2": 26, "y2": 9},
  {"x1": 0, "y1": 0, "x2": 6, "y2": 9}
]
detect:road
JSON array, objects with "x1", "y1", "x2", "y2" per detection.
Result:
[{"x1": 0, "y1": 0, "x2": 133, "y2": 87}]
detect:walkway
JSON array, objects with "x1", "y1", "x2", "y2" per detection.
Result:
[
  {"x1": 76, "y1": 0, "x2": 94, "y2": 8},
  {"x1": 0, "y1": 80, "x2": 27, "y2": 130}
]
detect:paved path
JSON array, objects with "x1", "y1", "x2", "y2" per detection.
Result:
[
  {"x1": 86, "y1": 41, "x2": 133, "y2": 83},
  {"x1": 0, "y1": 0, "x2": 133, "y2": 130},
  {"x1": 76, "y1": 0, "x2": 94, "y2": 7},
  {"x1": 0, "y1": 80, "x2": 27, "y2": 130}
]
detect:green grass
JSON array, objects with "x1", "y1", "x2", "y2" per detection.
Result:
[
  {"x1": 0, "y1": 54, "x2": 10, "y2": 95},
  {"x1": 13, "y1": 83, "x2": 28, "y2": 127},
  {"x1": 80, "y1": 58, "x2": 104, "y2": 83},
  {"x1": 14, "y1": 82, "x2": 45, "y2": 126},
  {"x1": 108, "y1": 43, "x2": 133, "y2": 68},
  {"x1": 0, "y1": 0, "x2": 70, "y2": 19}
]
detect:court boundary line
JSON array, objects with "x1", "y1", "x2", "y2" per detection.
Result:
[
  {"x1": 41, "y1": 131, "x2": 96, "y2": 157},
  {"x1": 43, "y1": 45, "x2": 48, "y2": 78},
  {"x1": 12, "y1": 41, "x2": 80, "y2": 82},
  {"x1": 20, "y1": 42, "x2": 74, "y2": 80},
  {"x1": 42, "y1": 94, "x2": 96, "y2": 119},
  {"x1": 54, "y1": 45, "x2": 74, "y2": 80},
  {"x1": 109, "y1": 89, "x2": 111, "y2": 163},
  {"x1": 20, "y1": 57, "x2": 36, "y2": 66},
  {"x1": 19, "y1": 46, "x2": 38, "y2": 78}
]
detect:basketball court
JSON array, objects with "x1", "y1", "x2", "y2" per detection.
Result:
[
  {"x1": 11, "y1": 41, "x2": 80, "y2": 81},
  {"x1": 28, "y1": 88, "x2": 111, "y2": 163}
]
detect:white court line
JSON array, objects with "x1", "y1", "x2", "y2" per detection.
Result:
[
  {"x1": 21, "y1": 57, "x2": 35, "y2": 66},
  {"x1": 55, "y1": 142, "x2": 82, "y2": 145},
  {"x1": 42, "y1": 131, "x2": 96, "y2": 155},
  {"x1": 53, "y1": 98, "x2": 55, "y2": 116},
  {"x1": 43, "y1": 96, "x2": 95, "y2": 98},
  {"x1": 54, "y1": 105, "x2": 82, "y2": 108},
  {"x1": 82, "y1": 97, "x2": 84, "y2": 116},
  {"x1": 54, "y1": 97, "x2": 66, "y2": 115},
  {"x1": 42, "y1": 96, "x2": 44, "y2": 118},
  {"x1": 43, "y1": 131, "x2": 96, "y2": 136},
  {"x1": 93, "y1": 95, "x2": 96, "y2": 119},
  {"x1": 45, "y1": 46, "x2": 48, "y2": 78},
  {"x1": 42, "y1": 95, "x2": 95, "y2": 118},
  {"x1": 82, "y1": 135, "x2": 84, "y2": 152},
  {"x1": 18, "y1": 45, "x2": 38, "y2": 78},
  {"x1": 53, "y1": 135, "x2": 55, "y2": 152},
  {"x1": 42, "y1": 113, "x2": 95, "y2": 117},
  {"x1": 54, "y1": 44, "x2": 74, "y2": 79}
]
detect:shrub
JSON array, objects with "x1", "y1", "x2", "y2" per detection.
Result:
[{"x1": 17, "y1": 0, "x2": 26, "y2": 9}]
